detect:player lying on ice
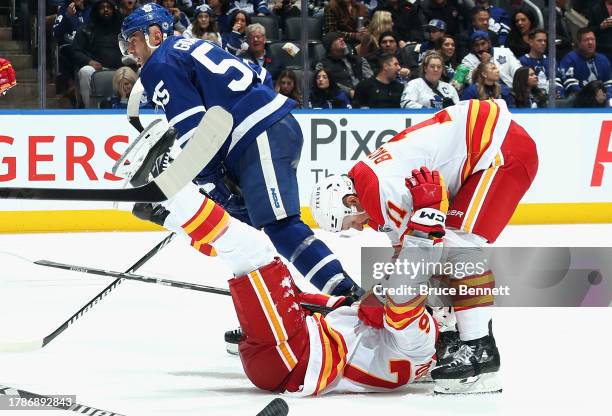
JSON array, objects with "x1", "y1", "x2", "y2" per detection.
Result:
[
  {"x1": 310, "y1": 99, "x2": 539, "y2": 394},
  {"x1": 129, "y1": 162, "x2": 439, "y2": 395}
]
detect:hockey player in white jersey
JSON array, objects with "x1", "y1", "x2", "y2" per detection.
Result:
[{"x1": 310, "y1": 99, "x2": 539, "y2": 394}]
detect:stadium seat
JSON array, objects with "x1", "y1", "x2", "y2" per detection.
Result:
[
  {"x1": 310, "y1": 42, "x2": 326, "y2": 65},
  {"x1": 284, "y1": 16, "x2": 324, "y2": 42},
  {"x1": 251, "y1": 15, "x2": 280, "y2": 41},
  {"x1": 89, "y1": 69, "x2": 116, "y2": 109}
]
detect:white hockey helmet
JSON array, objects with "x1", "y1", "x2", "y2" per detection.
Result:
[{"x1": 310, "y1": 175, "x2": 359, "y2": 233}]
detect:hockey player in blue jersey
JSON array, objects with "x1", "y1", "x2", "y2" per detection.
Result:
[{"x1": 119, "y1": 3, "x2": 362, "y2": 300}]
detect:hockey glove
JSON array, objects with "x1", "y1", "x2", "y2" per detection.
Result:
[{"x1": 406, "y1": 167, "x2": 448, "y2": 238}]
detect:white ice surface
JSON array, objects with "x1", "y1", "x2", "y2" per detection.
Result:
[{"x1": 0, "y1": 224, "x2": 610, "y2": 415}]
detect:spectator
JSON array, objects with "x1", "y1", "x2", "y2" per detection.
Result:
[
  {"x1": 309, "y1": 67, "x2": 352, "y2": 109},
  {"x1": 323, "y1": 0, "x2": 369, "y2": 47},
  {"x1": 275, "y1": 69, "x2": 302, "y2": 107},
  {"x1": 469, "y1": 6, "x2": 500, "y2": 47},
  {"x1": 587, "y1": 0, "x2": 612, "y2": 62},
  {"x1": 353, "y1": 53, "x2": 404, "y2": 108},
  {"x1": 222, "y1": 10, "x2": 250, "y2": 55},
  {"x1": 378, "y1": 31, "x2": 411, "y2": 81},
  {"x1": 271, "y1": 0, "x2": 299, "y2": 32},
  {"x1": 461, "y1": 61, "x2": 513, "y2": 106},
  {"x1": 53, "y1": 0, "x2": 91, "y2": 45},
  {"x1": 416, "y1": 0, "x2": 470, "y2": 39},
  {"x1": 160, "y1": 0, "x2": 190, "y2": 33},
  {"x1": 474, "y1": 0, "x2": 510, "y2": 45},
  {"x1": 435, "y1": 34, "x2": 458, "y2": 81},
  {"x1": 72, "y1": 0, "x2": 123, "y2": 108},
  {"x1": 0, "y1": 57, "x2": 17, "y2": 95},
  {"x1": 316, "y1": 32, "x2": 374, "y2": 98},
  {"x1": 357, "y1": 10, "x2": 393, "y2": 64},
  {"x1": 512, "y1": 66, "x2": 547, "y2": 108},
  {"x1": 573, "y1": 80, "x2": 609, "y2": 108},
  {"x1": 183, "y1": 4, "x2": 220, "y2": 39},
  {"x1": 374, "y1": 0, "x2": 421, "y2": 43},
  {"x1": 100, "y1": 66, "x2": 136, "y2": 108},
  {"x1": 519, "y1": 29, "x2": 563, "y2": 98},
  {"x1": 207, "y1": 0, "x2": 234, "y2": 33},
  {"x1": 52, "y1": 1, "x2": 92, "y2": 95},
  {"x1": 239, "y1": 23, "x2": 283, "y2": 80},
  {"x1": 461, "y1": 30, "x2": 521, "y2": 88},
  {"x1": 401, "y1": 50, "x2": 459, "y2": 109},
  {"x1": 118, "y1": 0, "x2": 137, "y2": 18},
  {"x1": 543, "y1": 0, "x2": 572, "y2": 60},
  {"x1": 559, "y1": 28, "x2": 612, "y2": 99},
  {"x1": 402, "y1": 19, "x2": 447, "y2": 79},
  {"x1": 368, "y1": 11, "x2": 394, "y2": 48},
  {"x1": 506, "y1": 7, "x2": 537, "y2": 58}
]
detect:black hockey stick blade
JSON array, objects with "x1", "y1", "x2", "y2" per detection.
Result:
[
  {"x1": 0, "y1": 107, "x2": 233, "y2": 202},
  {"x1": 0, "y1": 384, "x2": 126, "y2": 415},
  {"x1": 257, "y1": 398, "x2": 289, "y2": 416}
]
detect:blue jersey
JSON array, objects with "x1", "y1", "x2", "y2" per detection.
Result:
[
  {"x1": 559, "y1": 51, "x2": 612, "y2": 97},
  {"x1": 52, "y1": 4, "x2": 91, "y2": 45},
  {"x1": 486, "y1": 5, "x2": 510, "y2": 46},
  {"x1": 519, "y1": 54, "x2": 564, "y2": 97},
  {"x1": 139, "y1": 36, "x2": 295, "y2": 177}
]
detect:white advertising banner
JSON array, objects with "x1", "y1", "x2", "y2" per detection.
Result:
[
  {"x1": 0, "y1": 109, "x2": 610, "y2": 213},
  {"x1": 292, "y1": 110, "x2": 612, "y2": 205}
]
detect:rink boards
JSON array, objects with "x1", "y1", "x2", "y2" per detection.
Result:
[{"x1": 0, "y1": 108, "x2": 610, "y2": 232}]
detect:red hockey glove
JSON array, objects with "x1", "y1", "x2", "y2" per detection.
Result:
[
  {"x1": 357, "y1": 291, "x2": 385, "y2": 329},
  {"x1": 405, "y1": 167, "x2": 448, "y2": 238}
]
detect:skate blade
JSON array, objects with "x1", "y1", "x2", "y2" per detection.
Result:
[
  {"x1": 225, "y1": 342, "x2": 239, "y2": 356},
  {"x1": 434, "y1": 372, "x2": 502, "y2": 395}
]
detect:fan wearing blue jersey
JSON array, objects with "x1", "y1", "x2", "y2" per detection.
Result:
[
  {"x1": 559, "y1": 28, "x2": 612, "y2": 100},
  {"x1": 119, "y1": 3, "x2": 362, "y2": 300}
]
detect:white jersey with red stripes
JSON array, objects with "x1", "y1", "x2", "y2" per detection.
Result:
[
  {"x1": 347, "y1": 99, "x2": 512, "y2": 246},
  {"x1": 292, "y1": 306, "x2": 437, "y2": 396}
]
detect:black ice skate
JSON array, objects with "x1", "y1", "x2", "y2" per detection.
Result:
[
  {"x1": 436, "y1": 330, "x2": 461, "y2": 366},
  {"x1": 224, "y1": 327, "x2": 243, "y2": 355},
  {"x1": 432, "y1": 321, "x2": 502, "y2": 394}
]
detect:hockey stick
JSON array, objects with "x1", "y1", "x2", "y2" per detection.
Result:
[
  {"x1": 256, "y1": 398, "x2": 289, "y2": 416},
  {"x1": 0, "y1": 384, "x2": 126, "y2": 415},
  {"x1": 0, "y1": 106, "x2": 232, "y2": 202},
  {"x1": 127, "y1": 78, "x2": 146, "y2": 132},
  {"x1": 0, "y1": 233, "x2": 175, "y2": 352},
  {"x1": 35, "y1": 259, "x2": 334, "y2": 315}
]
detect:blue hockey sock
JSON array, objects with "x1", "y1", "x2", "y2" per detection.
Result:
[{"x1": 264, "y1": 216, "x2": 355, "y2": 295}]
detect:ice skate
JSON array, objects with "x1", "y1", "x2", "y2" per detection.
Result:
[
  {"x1": 224, "y1": 327, "x2": 243, "y2": 355},
  {"x1": 432, "y1": 321, "x2": 501, "y2": 394}
]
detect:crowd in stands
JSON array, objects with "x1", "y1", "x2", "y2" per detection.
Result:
[{"x1": 41, "y1": 0, "x2": 611, "y2": 109}]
